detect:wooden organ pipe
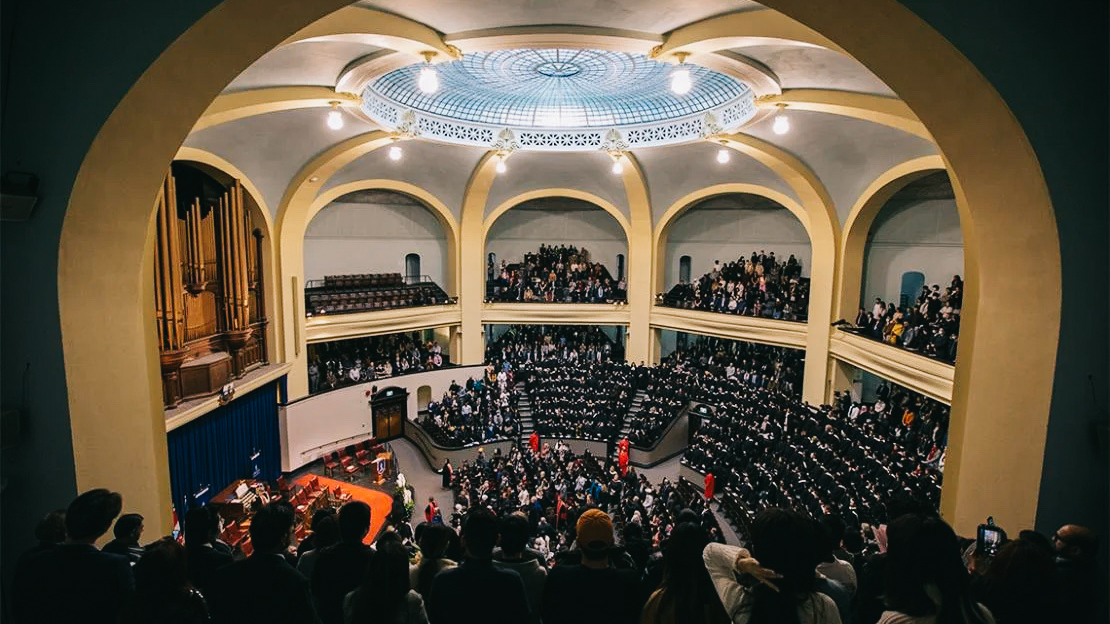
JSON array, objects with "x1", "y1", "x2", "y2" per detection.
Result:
[
  {"x1": 218, "y1": 193, "x2": 232, "y2": 330},
  {"x1": 232, "y1": 182, "x2": 250, "y2": 328},
  {"x1": 165, "y1": 173, "x2": 184, "y2": 347},
  {"x1": 154, "y1": 170, "x2": 184, "y2": 351}
]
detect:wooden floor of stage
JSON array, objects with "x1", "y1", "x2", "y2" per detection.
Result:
[{"x1": 292, "y1": 474, "x2": 393, "y2": 545}]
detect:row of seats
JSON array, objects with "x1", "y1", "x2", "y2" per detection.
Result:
[
  {"x1": 306, "y1": 284, "x2": 450, "y2": 316},
  {"x1": 320, "y1": 439, "x2": 384, "y2": 480},
  {"x1": 321, "y1": 273, "x2": 403, "y2": 289}
]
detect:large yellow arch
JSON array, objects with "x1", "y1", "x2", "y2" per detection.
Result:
[
  {"x1": 835, "y1": 155, "x2": 947, "y2": 322},
  {"x1": 484, "y1": 188, "x2": 633, "y2": 238},
  {"x1": 57, "y1": 0, "x2": 1059, "y2": 535}
]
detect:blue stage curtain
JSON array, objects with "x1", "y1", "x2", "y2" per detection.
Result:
[{"x1": 167, "y1": 379, "x2": 283, "y2": 513}]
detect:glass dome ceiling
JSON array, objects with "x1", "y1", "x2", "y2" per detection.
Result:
[{"x1": 360, "y1": 49, "x2": 757, "y2": 152}]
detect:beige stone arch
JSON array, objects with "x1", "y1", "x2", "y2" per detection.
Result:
[
  {"x1": 653, "y1": 183, "x2": 815, "y2": 293},
  {"x1": 483, "y1": 189, "x2": 632, "y2": 236},
  {"x1": 193, "y1": 87, "x2": 360, "y2": 132},
  {"x1": 274, "y1": 131, "x2": 399, "y2": 396},
  {"x1": 835, "y1": 155, "x2": 946, "y2": 322},
  {"x1": 57, "y1": 0, "x2": 1060, "y2": 536},
  {"x1": 174, "y1": 146, "x2": 284, "y2": 361},
  {"x1": 711, "y1": 135, "x2": 840, "y2": 404},
  {"x1": 457, "y1": 152, "x2": 502, "y2": 364},
  {"x1": 651, "y1": 183, "x2": 824, "y2": 393},
  {"x1": 763, "y1": 89, "x2": 931, "y2": 140}
]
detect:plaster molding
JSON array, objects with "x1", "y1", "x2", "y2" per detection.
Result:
[
  {"x1": 305, "y1": 304, "x2": 462, "y2": 343},
  {"x1": 650, "y1": 307, "x2": 808, "y2": 350},
  {"x1": 829, "y1": 329, "x2": 954, "y2": 404}
]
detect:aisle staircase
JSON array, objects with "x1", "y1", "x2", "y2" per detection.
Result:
[
  {"x1": 618, "y1": 389, "x2": 648, "y2": 440},
  {"x1": 516, "y1": 382, "x2": 535, "y2": 442}
]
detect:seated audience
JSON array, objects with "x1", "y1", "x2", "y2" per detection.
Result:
[
  {"x1": 661, "y1": 251, "x2": 810, "y2": 322},
  {"x1": 420, "y1": 369, "x2": 519, "y2": 447},
  {"x1": 487, "y1": 244, "x2": 626, "y2": 303},
  {"x1": 524, "y1": 359, "x2": 633, "y2": 441},
  {"x1": 12, "y1": 488, "x2": 134, "y2": 624}
]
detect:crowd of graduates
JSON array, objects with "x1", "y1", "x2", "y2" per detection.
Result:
[{"x1": 419, "y1": 371, "x2": 520, "y2": 447}]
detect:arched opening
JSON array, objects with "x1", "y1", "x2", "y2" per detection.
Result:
[
  {"x1": 405, "y1": 253, "x2": 421, "y2": 284},
  {"x1": 485, "y1": 196, "x2": 629, "y2": 304},
  {"x1": 417, "y1": 385, "x2": 432, "y2": 413},
  {"x1": 678, "y1": 255, "x2": 692, "y2": 284},
  {"x1": 52, "y1": 0, "x2": 1065, "y2": 539}
]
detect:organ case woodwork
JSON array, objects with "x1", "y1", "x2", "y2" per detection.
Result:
[{"x1": 155, "y1": 163, "x2": 269, "y2": 407}]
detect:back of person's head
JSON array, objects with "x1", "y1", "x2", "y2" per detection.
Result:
[
  {"x1": 34, "y1": 510, "x2": 67, "y2": 544},
  {"x1": 817, "y1": 514, "x2": 845, "y2": 560},
  {"x1": 184, "y1": 506, "x2": 216, "y2": 547},
  {"x1": 750, "y1": 508, "x2": 818, "y2": 593},
  {"x1": 310, "y1": 506, "x2": 337, "y2": 532},
  {"x1": 249, "y1": 504, "x2": 294, "y2": 554},
  {"x1": 132, "y1": 537, "x2": 190, "y2": 602},
  {"x1": 982, "y1": 537, "x2": 1059, "y2": 624},
  {"x1": 462, "y1": 508, "x2": 499, "y2": 559},
  {"x1": 113, "y1": 513, "x2": 144, "y2": 540},
  {"x1": 311, "y1": 515, "x2": 340, "y2": 550},
  {"x1": 743, "y1": 508, "x2": 820, "y2": 624},
  {"x1": 885, "y1": 513, "x2": 986, "y2": 623},
  {"x1": 66, "y1": 488, "x2": 123, "y2": 542},
  {"x1": 338, "y1": 500, "x2": 373, "y2": 543},
  {"x1": 416, "y1": 523, "x2": 457, "y2": 597},
  {"x1": 499, "y1": 512, "x2": 530, "y2": 556}
]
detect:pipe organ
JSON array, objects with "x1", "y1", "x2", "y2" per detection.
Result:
[{"x1": 155, "y1": 164, "x2": 268, "y2": 408}]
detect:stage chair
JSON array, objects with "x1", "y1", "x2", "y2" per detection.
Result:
[
  {"x1": 240, "y1": 538, "x2": 253, "y2": 557},
  {"x1": 275, "y1": 475, "x2": 293, "y2": 500},
  {"x1": 293, "y1": 488, "x2": 310, "y2": 515},
  {"x1": 332, "y1": 484, "x2": 352, "y2": 504},
  {"x1": 323, "y1": 451, "x2": 340, "y2": 477},
  {"x1": 340, "y1": 456, "x2": 359, "y2": 481},
  {"x1": 355, "y1": 448, "x2": 373, "y2": 471}
]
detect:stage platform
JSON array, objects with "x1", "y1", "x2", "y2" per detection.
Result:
[{"x1": 292, "y1": 474, "x2": 393, "y2": 545}]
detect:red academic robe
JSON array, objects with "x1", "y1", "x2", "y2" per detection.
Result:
[
  {"x1": 704, "y1": 473, "x2": 715, "y2": 500},
  {"x1": 529, "y1": 431, "x2": 540, "y2": 453}
]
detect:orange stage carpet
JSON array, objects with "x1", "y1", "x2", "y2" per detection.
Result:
[{"x1": 293, "y1": 474, "x2": 393, "y2": 545}]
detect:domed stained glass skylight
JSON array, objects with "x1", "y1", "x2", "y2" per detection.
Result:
[{"x1": 360, "y1": 49, "x2": 757, "y2": 152}]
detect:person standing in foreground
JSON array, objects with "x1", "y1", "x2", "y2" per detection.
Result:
[
  {"x1": 542, "y1": 508, "x2": 643, "y2": 624},
  {"x1": 12, "y1": 488, "x2": 134, "y2": 624},
  {"x1": 426, "y1": 508, "x2": 530, "y2": 624}
]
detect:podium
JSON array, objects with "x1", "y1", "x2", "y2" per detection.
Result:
[{"x1": 373, "y1": 451, "x2": 393, "y2": 485}]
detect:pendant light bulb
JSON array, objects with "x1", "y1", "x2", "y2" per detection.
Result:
[
  {"x1": 670, "y1": 67, "x2": 691, "y2": 95},
  {"x1": 670, "y1": 53, "x2": 692, "y2": 95},
  {"x1": 772, "y1": 104, "x2": 790, "y2": 135},
  {"x1": 495, "y1": 159, "x2": 507, "y2": 174},
  {"x1": 388, "y1": 145, "x2": 403, "y2": 161},
  {"x1": 418, "y1": 65, "x2": 439, "y2": 94},
  {"x1": 716, "y1": 147, "x2": 731, "y2": 164},
  {"x1": 326, "y1": 101, "x2": 343, "y2": 130},
  {"x1": 611, "y1": 160, "x2": 624, "y2": 175}
]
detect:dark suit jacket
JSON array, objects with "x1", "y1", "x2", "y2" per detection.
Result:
[
  {"x1": 186, "y1": 543, "x2": 234, "y2": 595},
  {"x1": 310, "y1": 541, "x2": 374, "y2": 624},
  {"x1": 427, "y1": 558, "x2": 530, "y2": 624},
  {"x1": 11, "y1": 542, "x2": 134, "y2": 624},
  {"x1": 206, "y1": 553, "x2": 320, "y2": 624}
]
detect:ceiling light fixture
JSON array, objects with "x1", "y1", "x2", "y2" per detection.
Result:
[
  {"x1": 716, "y1": 147, "x2": 731, "y2": 164},
  {"x1": 772, "y1": 103, "x2": 790, "y2": 135},
  {"x1": 326, "y1": 101, "x2": 344, "y2": 130},
  {"x1": 388, "y1": 145, "x2": 403, "y2": 161},
  {"x1": 418, "y1": 51, "x2": 440, "y2": 94},
  {"x1": 607, "y1": 150, "x2": 627, "y2": 175},
  {"x1": 495, "y1": 159, "x2": 507, "y2": 174},
  {"x1": 670, "y1": 52, "x2": 692, "y2": 95}
]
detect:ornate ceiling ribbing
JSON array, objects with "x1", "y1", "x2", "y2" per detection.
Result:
[{"x1": 361, "y1": 49, "x2": 756, "y2": 152}]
